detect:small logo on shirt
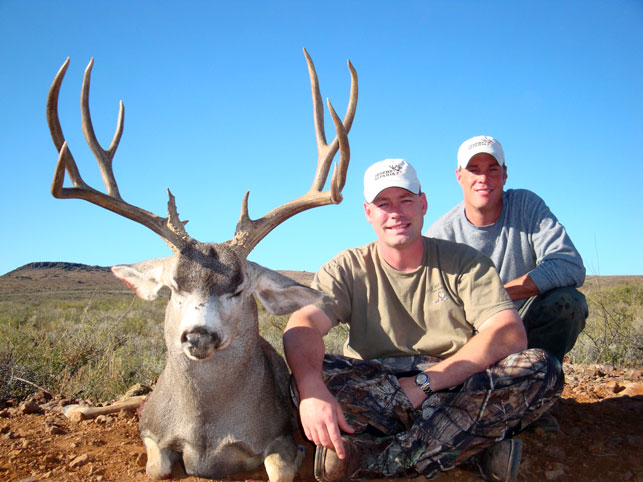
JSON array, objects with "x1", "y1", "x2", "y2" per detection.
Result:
[{"x1": 434, "y1": 291, "x2": 450, "y2": 304}]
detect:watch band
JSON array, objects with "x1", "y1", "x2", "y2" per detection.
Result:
[{"x1": 414, "y1": 372, "x2": 433, "y2": 396}]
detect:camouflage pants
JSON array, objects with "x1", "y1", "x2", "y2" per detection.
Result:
[
  {"x1": 520, "y1": 287, "x2": 588, "y2": 363},
  {"x1": 318, "y1": 348, "x2": 563, "y2": 479}
]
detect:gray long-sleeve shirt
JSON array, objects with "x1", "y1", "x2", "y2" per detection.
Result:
[{"x1": 425, "y1": 189, "x2": 585, "y2": 309}]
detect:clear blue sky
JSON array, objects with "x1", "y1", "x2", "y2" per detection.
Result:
[{"x1": 1, "y1": 0, "x2": 641, "y2": 277}]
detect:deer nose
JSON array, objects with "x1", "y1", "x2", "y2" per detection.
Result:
[{"x1": 181, "y1": 326, "x2": 221, "y2": 359}]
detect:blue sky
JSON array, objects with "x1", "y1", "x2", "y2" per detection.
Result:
[{"x1": 1, "y1": 0, "x2": 641, "y2": 277}]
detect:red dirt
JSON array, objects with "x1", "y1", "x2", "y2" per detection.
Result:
[{"x1": 1, "y1": 364, "x2": 641, "y2": 482}]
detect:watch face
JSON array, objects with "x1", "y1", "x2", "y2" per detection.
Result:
[{"x1": 415, "y1": 372, "x2": 429, "y2": 385}]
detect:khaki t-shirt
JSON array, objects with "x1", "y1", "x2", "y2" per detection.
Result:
[{"x1": 313, "y1": 236, "x2": 515, "y2": 360}]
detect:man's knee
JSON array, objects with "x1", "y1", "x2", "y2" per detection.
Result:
[
  {"x1": 522, "y1": 287, "x2": 588, "y2": 354},
  {"x1": 535, "y1": 286, "x2": 588, "y2": 323}
]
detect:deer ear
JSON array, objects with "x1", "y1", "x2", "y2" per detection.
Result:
[
  {"x1": 111, "y1": 257, "x2": 175, "y2": 301},
  {"x1": 246, "y1": 261, "x2": 322, "y2": 315}
]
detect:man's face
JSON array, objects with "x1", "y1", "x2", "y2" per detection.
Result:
[
  {"x1": 364, "y1": 187, "x2": 427, "y2": 249},
  {"x1": 456, "y1": 153, "x2": 507, "y2": 212}
]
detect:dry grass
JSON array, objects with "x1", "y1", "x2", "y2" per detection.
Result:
[{"x1": 1, "y1": 264, "x2": 640, "y2": 402}]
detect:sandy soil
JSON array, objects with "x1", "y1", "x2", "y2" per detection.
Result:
[{"x1": 1, "y1": 363, "x2": 641, "y2": 482}]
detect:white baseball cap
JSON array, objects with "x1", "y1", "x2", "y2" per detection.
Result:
[
  {"x1": 457, "y1": 135, "x2": 505, "y2": 169},
  {"x1": 363, "y1": 159, "x2": 421, "y2": 203}
]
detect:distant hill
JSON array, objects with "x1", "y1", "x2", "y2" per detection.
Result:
[
  {"x1": 1, "y1": 261, "x2": 639, "y2": 298},
  {"x1": 0, "y1": 262, "x2": 315, "y2": 296}
]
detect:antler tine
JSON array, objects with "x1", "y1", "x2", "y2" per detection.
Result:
[
  {"x1": 81, "y1": 58, "x2": 124, "y2": 199},
  {"x1": 229, "y1": 50, "x2": 358, "y2": 259},
  {"x1": 47, "y1": 58, "x2": 195, "y2": 254},
  {"x1": 305, "y1": 48, "x2": 358, "y2": 192}
]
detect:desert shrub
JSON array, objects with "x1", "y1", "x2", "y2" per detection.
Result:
[
  {"x1": 3, "y1": 277, "x2": 640, "y2": 403},
  {"x1": 569, "y1": 281, "x2": 643, "y2": 367},
  {"x1": 0, "y1": 293, "x2": 166, "y2": 401},
  {"x1": 256, "y1": 301, "x2": 348, "y2": 358}
]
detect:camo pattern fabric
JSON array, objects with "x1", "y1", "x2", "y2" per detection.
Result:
[
  {"x1": 319, "y1": 348, "x2": 563, "y2": 479},
  {"x1": 520, "y1": 286, "x2": 588, "y2": 363}
]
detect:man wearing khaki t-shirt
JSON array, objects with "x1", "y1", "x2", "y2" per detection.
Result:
[{"x1": 283, "y1": 159, "x2": 563, "y2": 482}]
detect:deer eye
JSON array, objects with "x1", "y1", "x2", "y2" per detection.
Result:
[{"x1": 230, "y1": 288, "x2": 244, "y2": 298}]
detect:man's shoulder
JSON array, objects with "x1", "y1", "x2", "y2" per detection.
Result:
[
  {"x1": 426, "y1": 202, "x2": 465, "y2": 237},
  {"x1": 423, "y1": 236, "x2": 491, "y2": 267},
  {"x1": 322, "y1": 242, "x2": 377, "y2": 271},
  {"x1": 504, "y1": 188, "x2": 545, "y2": 205}
]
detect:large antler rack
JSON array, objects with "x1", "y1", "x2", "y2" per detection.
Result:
[
  {"x1": 229, "y1": 48, "x2": 358, "y2": 259},
  {"x1": 47, "y1": 58, "x2": 195, "y2": 254}
]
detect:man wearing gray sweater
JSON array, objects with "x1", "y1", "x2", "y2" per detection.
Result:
[{"x1": 426, "y1": 135, "x2": 587, "y2": 365}]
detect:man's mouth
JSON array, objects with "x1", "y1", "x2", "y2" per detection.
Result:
[{"x1": 387, "y1": 223, "x2": 411, "y2": 231}]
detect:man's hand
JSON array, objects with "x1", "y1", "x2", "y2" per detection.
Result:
[
  {"x1": 283, "y1": 305, "x2": 355, "y2": 458},
  {"x1": 298, "y1": 384, "x2": 355, "y2": 459},
  {"x1": 504, "y1": 273, "x2": 539, "y2": 301},
  {"x1": 398, "y1": 376, "x2": 427, "y2": 409}
]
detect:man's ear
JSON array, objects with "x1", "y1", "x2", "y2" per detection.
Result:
[
  {"x1": 420, "y1": 192, "x2": 428, "y2": 215},
  {"x1": 503, "y1": 166, "x2": 508, "y2": 185},
  {"x1": 456, "y1": 168, "x2": 464, "y2": 186},
  {"x1": 364, "y1": 201, "x2": 373, "y2": 224}
]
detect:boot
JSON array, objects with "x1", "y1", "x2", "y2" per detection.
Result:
[
  {"x1": 475, "y1": 438, "x2": 522, "y2": 482},
  {"x1": 314, "y1": 436, "x2": 363, "y2": 482}
]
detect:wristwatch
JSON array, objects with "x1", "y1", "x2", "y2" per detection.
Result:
[{"x1": 414, "y1": 372, "x2": 433, "y2": 396}]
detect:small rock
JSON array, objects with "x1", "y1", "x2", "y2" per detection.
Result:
[
  {"x1": 69, "y1": 453, "x2": 89, "y2": 468},
  {"x1": 118, "y1": 408, "x2": 136, "y2": 419},
  {"x1": 122, "y1": 383, "x2": 152, "y2": 398},
  {"x1": 95, "y1": 415, "x2": 113, "y2": 424},
  {"x1": 544, "y1": 463, "x2": 566, "y2": 480},
  {"x1": 57, "y1": 398, "x2": 73, "y2": 408},
  {"x1": 32, "y1": 390, "x2": 53, "y2": 403},
  {"x1": 46, "y1": 423, "x2": 65, "y2": 435},
  {"x1": 43, "y1": 453, "x2": 58, "y2": 464},
  {"x1": 67, "y1": 411, "x2": 85, "y2": 423},
  {"x1": 621, "y1": 382, "x2": 643, "y2": 397},
  {"x1": 18, "y1": 400, "x2": 42, "y2": 415}
]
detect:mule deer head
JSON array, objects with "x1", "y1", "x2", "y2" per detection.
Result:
[{"x1": 46, "y1": 50, "x2": 357, "y2": 481}]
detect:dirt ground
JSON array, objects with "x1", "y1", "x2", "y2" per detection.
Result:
[{"x1": 1, "y1": 363, "x2": 641, "y2": 482}]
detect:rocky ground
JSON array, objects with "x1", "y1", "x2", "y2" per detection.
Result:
[{"x1": 1, "y1": 363, "x2": 641, "y2": 482}]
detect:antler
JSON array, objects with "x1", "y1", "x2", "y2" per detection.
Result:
[
  {"x1": 229, "y1": 48, "x2": 358, "y2": 258},
  {"x1": 46, "y1": 58, "x2": 195, "y2": 254}
]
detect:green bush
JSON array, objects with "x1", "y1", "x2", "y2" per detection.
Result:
[
  {"x1": 2, "y1": 277, "x2": 641, "y2": 403},
  {"x1": 0, "y1": 293, "x2": 166, "y2": 401},
  {"x1": 569, "y1": 281, "x2": 643, "y2": 367}
]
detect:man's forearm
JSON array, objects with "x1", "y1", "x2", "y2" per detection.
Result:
[
  {"x1": 423, "y1": 309, "x2": 527, "y2": 391},
  {"x1": 504, "y1": 273, "x2": 539, "y2": 301},
  {"x1": 283, "y1": 325, "x2": 326, "y2": 395},
  {"x1": 283, "y1": 306, "x2": 333, "y2": 397}
]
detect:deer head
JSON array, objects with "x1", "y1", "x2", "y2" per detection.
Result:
[{"x1": 46, "y1": 50, "x2": 357, "y2": 363}]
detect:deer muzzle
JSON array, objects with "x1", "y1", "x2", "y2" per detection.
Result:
[{"x1": 181, "y1": 326, "x2": 221, "y2": 360}]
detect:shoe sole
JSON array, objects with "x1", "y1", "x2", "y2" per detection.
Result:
[
  {"x1": 313, "y1": 445, "x2": 325, "y2": 482},
  {"x1": 506, "y1": 439, "x2": 522, "y2": 482}
]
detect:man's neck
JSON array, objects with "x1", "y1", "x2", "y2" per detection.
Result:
[
  {"x1": 464, "y1": 202, "x2": 503, "y2": 227},
  {"x1": 377, "y1": 237, "x2": 425, "y2": 272}
]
